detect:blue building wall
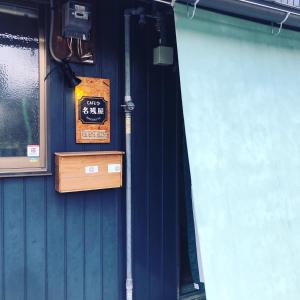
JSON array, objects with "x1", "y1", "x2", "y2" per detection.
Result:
[{"x1": 0, "y1": 1, "x2": 179, "y2": 299}]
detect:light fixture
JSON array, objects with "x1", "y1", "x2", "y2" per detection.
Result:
[{"x1": 60, "y1": 61, "x2": 81, "y2": 88}]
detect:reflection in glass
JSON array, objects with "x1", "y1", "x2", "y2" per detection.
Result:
[{"x1": 0, "y1": 12, "x2": 39, "y2": 157}]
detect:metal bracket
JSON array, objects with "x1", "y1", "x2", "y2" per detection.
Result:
[{"x1": 122, "y1": 97, "x2": 135, "y2": 112}]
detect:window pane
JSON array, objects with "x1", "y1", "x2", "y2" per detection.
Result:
[{"x1": 0, "y1": 12, "x2": 39, "y2": 157}]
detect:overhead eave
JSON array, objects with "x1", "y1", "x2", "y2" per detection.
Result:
[{"x1": 176, "y1": 0, "x2": 300, "y2": 30}]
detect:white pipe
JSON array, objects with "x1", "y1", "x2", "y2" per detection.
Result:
[
  {"x1": 124, "y1": 12, "x2": 133, "y2": 300},
  {"x1": 164, "y1": 0, "x2": 300, "y2": 17},
  {"x1": 0, "y1": 4, "x2": 38, "y2": 18},
  {"x1": 49, "y1": 0, "x2": 62, "y2": 63},
  {"x1": 238, "y1": 0, "x2": 300, "y2": 17},
  {"x1": 154, "y1": 0, "x2": 174, "y2": 5}
]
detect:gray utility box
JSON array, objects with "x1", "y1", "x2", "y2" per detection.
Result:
[
  {"x1": 153, "y1": 46, "x2": 174, "y2": 66},
  {"x1": 62, "y1": 1, "x2": 92, "y2": 41}
]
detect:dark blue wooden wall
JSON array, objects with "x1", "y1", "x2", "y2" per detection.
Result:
[
  {"x1": 131, "y1": 9, "x2": 180, "y2": 299},
  {"x1": 0, "y1": 1, "x2": 180, "y2": 299}
]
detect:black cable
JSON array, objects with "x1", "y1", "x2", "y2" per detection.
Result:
[{"x1": 44, "y1": 65, "x2": 58, "y2": 81}]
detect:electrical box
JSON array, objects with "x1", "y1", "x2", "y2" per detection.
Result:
[
  {"x1": 55, "y1": 151, "x2": 124, "y2": 193},
  {"x1": 62, "y1": 1, "x2": 92, "y2": 40},
  {"x1": 153, "y1": 46, "x2": 174, "y2": 66}
]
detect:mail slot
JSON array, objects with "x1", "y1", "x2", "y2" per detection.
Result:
[{"x1": 55, "y1": 151, "x2": 124, "y2": 193}]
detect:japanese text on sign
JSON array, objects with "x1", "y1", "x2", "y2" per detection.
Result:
[{"x1": 80, "y1": 97, "x2": 107, "y2": 124}]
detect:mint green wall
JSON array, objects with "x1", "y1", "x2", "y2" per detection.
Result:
[{"x1": 175, "y1": 4, "x2": 300, "y2": 300}]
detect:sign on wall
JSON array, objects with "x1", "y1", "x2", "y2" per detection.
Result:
[{"x1": 75, "y1": 77, "x2": 110, "y2": 143}]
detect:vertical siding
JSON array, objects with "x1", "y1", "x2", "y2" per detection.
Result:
[
  {"x1": 0, "y1": 1, "x2": 180, "y2": 300},
  {"x1": 131, "y1": 11, "x2": 180, "y2": 300}
]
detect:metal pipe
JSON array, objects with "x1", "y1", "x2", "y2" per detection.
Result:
[
  {"x1": 124, "y1": 12, "x2": 134, "y2": 300},
  {"x1": 0, "y1": 4, "x2": 38, "y2": 18},
  {"x1": 161, "y1": 0, "x2": 300, "y2": 17},
  {"x1": 125, "y1": 14, "x2": 131, "y2": 101},
  {"x1": 49, "y1": 0, "x2": 62, "y2": 63},
  {"x1": 154, "y1": 0, "x2": 174, "y2": 5},
  {"x1": 238, "y1": 0, "x2": 300, "y2": 17}
]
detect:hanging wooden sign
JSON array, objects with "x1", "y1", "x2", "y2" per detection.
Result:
[{"x1": 75, "y1": 77, "x2": 110, "y2": 143}]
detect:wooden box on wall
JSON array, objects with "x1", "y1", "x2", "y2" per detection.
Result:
[{"x1": 55, "y1": 151, "x2": 124, "y2": 193}]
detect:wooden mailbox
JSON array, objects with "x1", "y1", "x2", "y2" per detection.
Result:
[{"x1": 55, "y1": 151, "x2": 124, "y2": 193}]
